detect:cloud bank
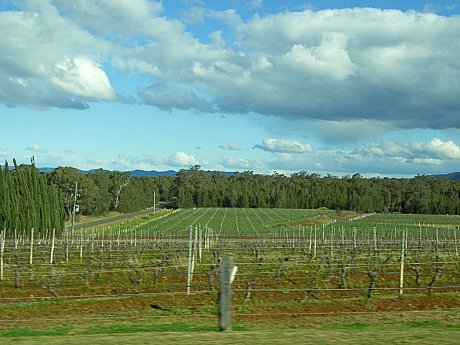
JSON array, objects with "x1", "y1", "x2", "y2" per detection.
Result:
[{"x1": 0, "y1": 3, "x2": 458, "y2": 131}]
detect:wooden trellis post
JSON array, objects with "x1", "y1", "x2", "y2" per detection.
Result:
[
  {"x1": 218, "y1": 255, "x2": 237, "y2": 332},
  {"x1": 399, "y1": 228, "x2": 406, "y2": 296}
]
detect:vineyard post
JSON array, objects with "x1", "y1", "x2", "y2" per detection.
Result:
[
  {"x1": 50, "y1": 228, "x2": 55, "y2": 264},
  {"x1": 454, "y1": 227, "x2": 458, "y2": 257},
  {"x1": 0, "y1": 229, "x2": 5, "y2": 281},
  {"x1": 418, "y1": 225, "x2": 422, "y2": 248},
  {"x1": 91, "y1": 227, "x2": 94, "y2": 255},
  {"x1": 198, "y1": 224, "x2": 202, "y2": 262},
  {"x1": 353, "y1": 227, "x2": 357, "y2": 250},
  {"x1": 14, "y1": 228, "x2": 18, "y2": 250},
  {"x1": 373, "y1": 227, "x2": 377, "y2": 252},
  {"x1": 187, "y1": 225, "x2": 193, "y2": 294},
  {"x1": 218, "y1": 255, "x2": 236, "y2": 332},
  {"x1": 399, "y1": 227, "x2": 406, "y2": 296},
  {"x1": 341, "y1": 226, "x2": 345, "y2": 249},
  {"x1": 65, "y1": 228, "x2": 69, "y2": 263},
  {"x1": 313, "y1": 225, "x2": 317, "y2": 258},
  {"x1": 29, "y1": 228, "x2": 34, "y2": 280},
  {"x1": 192, "y1": 226, "x2": 197, "y2": 274},
  {"x1": 435, "y1": 227, "x2": 439, "y2": 253},
  {"x1": 101, "y1": 228, "x2": 105, "y2": 252},
  {"x1": 79, "y1": 227, "x2": 83, "y2": 261},
  {"x1": 330, "y1": 226, "x2": 334, "y2": 260},
  {"x1": 322, "y1": 224, "x2": 325, "y2": 245},
  {"x1": 29, "y1": 228, "x2": 34, "y2": 265}
]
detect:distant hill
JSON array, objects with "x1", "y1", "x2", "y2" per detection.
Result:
[
  {"x1": 129, "y1": 169, "x2": 177, "y2": 177},
  {"x1": 38, "y1": 167, "x2": 176, "y2": 176},
  {"x1": 435, "y1": 172, "x2": 460, "y2": 181},
  {"x1": 33, "y1": 169, "x2": 460, "y2": 180},
  {"x1": 126, "y1": 170, "x2": 240, "y2": 177},
  {"x1": 37, "y1": 168, "x2": 239, "y2": 177}
]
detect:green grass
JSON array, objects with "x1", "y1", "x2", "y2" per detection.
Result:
[
  {"x1": 2, "y1": 317, "x2": 460, "y2": 345},
  {"x1": 0, "y1": 322, "x2": 249, "y2": 338},
  {"x1": 1, "y1": 326, "x2": 71, "y2": 337},
  {"x1": 81, "y1": 322, "x2": 218, "y2": 334}
]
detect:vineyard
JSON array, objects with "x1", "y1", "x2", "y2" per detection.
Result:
[{"x1": 0, "y1": 208, "x2": 459, "y2": 328}]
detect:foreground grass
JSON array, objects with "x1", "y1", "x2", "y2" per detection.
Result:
[
  {"x1": 2, "y1": 318, "x2": 460, "y2": 344},
  {"x1": 1, "y1": 309, "x2": 459, "y2": 344}
]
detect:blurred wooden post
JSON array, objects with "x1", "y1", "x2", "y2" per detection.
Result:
[
  {"x1": 399, "y1": 228, "x2": 406, "y2": 296},
  {"x1": 218, "y1": 255, "x2": 236, "y2": 331},
  {"x1": 50, "y1": 228, "x2": 55, "y2": 264},
  {"x1": 187, "y1": 225, "x2": 193, "y2": 294},
  {"x1": 0, "y1": 229, "x2": 6, "y2": 281}
]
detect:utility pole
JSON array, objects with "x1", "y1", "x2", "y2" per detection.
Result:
[{"x1": 71, "y1": 181, "x2": 80, "y2": 232}]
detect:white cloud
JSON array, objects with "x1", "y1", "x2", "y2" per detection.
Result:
[
  {"x1": 254, "y1": 138, "x2": 313, "y2": 153},
  {"x1": 51, "y1": 58, "x2": 115, "y2": 100},
  {"x1": 281, "y1": 32, "x2": 355, "y2": 81},
  {"x1": 359, "y1": 138, "x2": 460, "y2": 162},
  {"x1": 0, "y1": 4, "x2": 114, "y2": 108},
  {"x1": 1, "y1": 4, "x2": 460, "y2": 133},
  {"x1": 25, "y1": 144, "x2": 47, "y2": 153},
  {"x1": 361, "y1": 142, "x2": 405, "y2": 157},
  {"x1": 165, "y1": 152, "x2": 199, "y2": 167},
  {"x1": 409, "y1": 138, "x2": 460, "y2": 159},
  {"x1": 219, "y1": 157, "x2": 265, "y2": 171},
  {"x1": 412, "y1": 158, "x2": 443, "y2": 165}
]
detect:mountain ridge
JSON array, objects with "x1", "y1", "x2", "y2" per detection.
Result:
[{"x1": 32, "y1": 168, "x2": 460, "y2": 180}]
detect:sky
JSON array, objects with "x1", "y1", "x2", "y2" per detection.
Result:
[{"x1": 1, "y1": 0, "x2": 460, "y2": 177}]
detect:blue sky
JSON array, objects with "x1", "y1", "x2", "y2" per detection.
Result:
[{"x1": 1, "y1": 0, "x2": 460, "y2": 177}]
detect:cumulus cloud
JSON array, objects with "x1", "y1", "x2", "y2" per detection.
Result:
[
  {"x1": 360, "y1": 138, "x2": 460, "y2": 161},
  {"x1": 165, "y1": 152, "x2": 199, "y2": 167},
  {"x1": 0, "y1": 3, "x2": 115, "y2": 108},
  {"x1": 254, "y1": 138, "x2": 313, "y2": 153},
  {"x1": 25, "y1": 144, "x2": 47, "y2": 153},
  {"x1": 409, "y1": 138, "x2": 460, "y2": 160},
  {"x1": 219, "y1": 157, "x2": 265, "y2": 171},
  {"x1": 1, "y1": 4, "x2": 460, "y2": 132},
  {"x1": 51, "y1": 58, "x2": 115, "y2": 100}
]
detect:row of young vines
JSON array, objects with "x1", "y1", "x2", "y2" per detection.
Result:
[{"x1": 0, "y1": 211, "x2": 458, "y2": 311}]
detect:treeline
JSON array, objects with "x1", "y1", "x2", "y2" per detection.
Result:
[
  {"x1": 173, "y1": 166, "x2": 460, "y2": 215},
  {"x1": 36, "y1": 165, "x2": 460, "y2": 218},
  {"x1": 0, "y1": 160, "x2": 64, "y2": 235},
  {"x1": 2, "y1": 163, "x2": 459, "y2": 234},
  {"x1": 47, "y1": 167, "x2": 164, "y2": 219}
]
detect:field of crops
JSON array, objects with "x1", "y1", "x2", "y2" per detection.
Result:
[{"x1": 0, "y1": 208, "x2": 459, "y2": 322}]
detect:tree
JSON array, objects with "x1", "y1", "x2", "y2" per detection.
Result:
[{"x1": 109, "y1": 172, "x2": 131, "y2": 210}]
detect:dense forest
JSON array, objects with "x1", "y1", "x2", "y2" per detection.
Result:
[
  {"x1": 0, "y1": 160, "x2": 64, "y2": 235},
  {"x1": 173, "y1": 166, "x2": 460, "y2": 215},
  {"x1": 1, "y1": 162, "x2": 459, "y2": 234},
  {"x1": 46, "y1": 164, "x2": 460, "y2": 216}
]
